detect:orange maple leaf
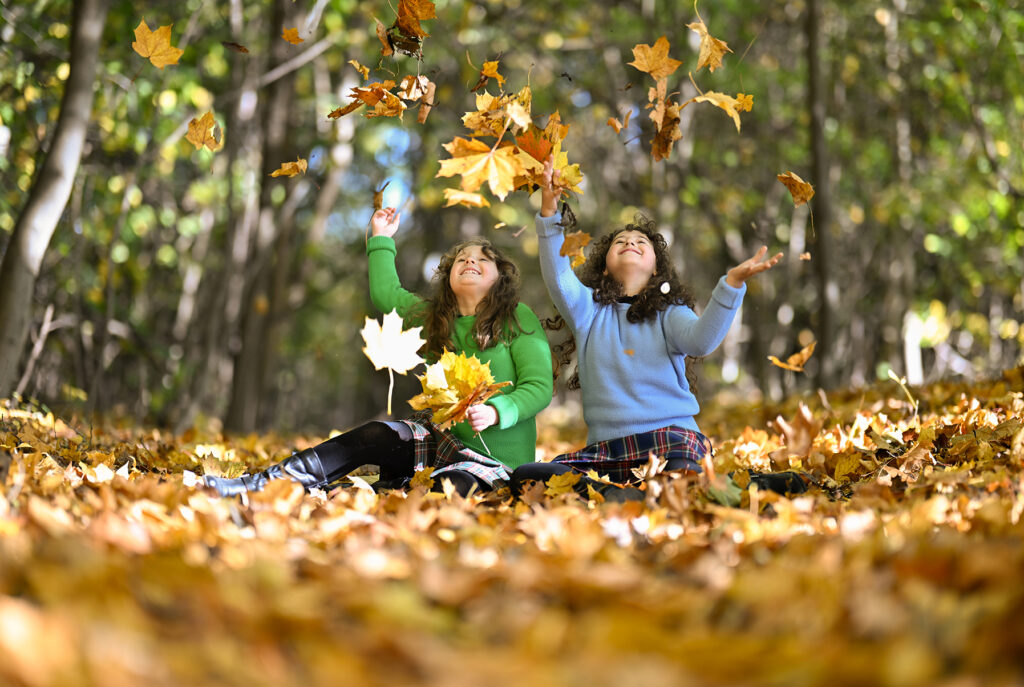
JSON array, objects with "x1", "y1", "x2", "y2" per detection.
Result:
[
  {"x1": 687, "y1": 16, "x2": 733, "y2": 72},
  {"x1": 269, "y1": 157, "x2": 307, "y2": 178},
  {"x1": 328, "y1": 102, "x2": 363, "y2": 119},
  {"x1": 418, "y1": 81, "x2": 436, "y2": 124},
  {"x1": 560, "y1": 231, "x2": 592, "y2": 268},
  {"x1": 777, "y1": 171, "x2": 816, "y2": 207},
  {"x1": 628, "y1": 36, "x2": 682, "y2": 81},
  {"x1": 607, "y1": 109, "x2": 633, "y2": 134},
  {"x1": 768, "y1": 340, "x2": 817, "y2": 372},
  {"x1": 394, "y1": 0, "x2": 436, "y2": 39},
  {"x1": 281, "y1": 27, "x2": 303, "y2": 45},
  {"x1": 436, "y1": 138, "x2": 525, "y2": 200},
  {"x1": 185, "y1": 111, "x2": 222, "y2": 152},
  {"x1": 735, "y1": 93, "x2": 754, "y2": 112},
  {"x1": 471, "y1": 59, "x2": 506, "y2": 92},
  {"x1": 651, "y1": 102, "x2": 682, "y2": 162},
  {"x1": 132, "y1": 20, "x2": 184, "y2": 70}
]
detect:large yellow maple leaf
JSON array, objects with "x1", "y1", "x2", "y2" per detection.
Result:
[
  {"x1": 394, "y1": 0, "x2": 436, "y2": 39},
  {"x1": 132, "y1": 20, "x2": 184, "y2": 70},
  {"x1": 628, "y1": 36, "x2": 682, "y2": 81},
  {"x1": 436, "y1": 138, "x2": 525, "y2": 200},
  {"x1": 685, "y1": 91, "x2": 746, "y2": 131},
  {"x1": 361, "y1": 310, "x2": 426, "y2": 415}
]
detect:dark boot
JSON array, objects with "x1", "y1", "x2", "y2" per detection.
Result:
[{"x1": 203, "y1": 447, "x2": 329, "y2": 497}]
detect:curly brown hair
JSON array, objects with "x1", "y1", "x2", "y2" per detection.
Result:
[
  {"x1": 548, "y1": 213, "x2": 703, "y2": 393},
  {"x1": 421, "y1": 237, "x2": 526, "y2": 356}
]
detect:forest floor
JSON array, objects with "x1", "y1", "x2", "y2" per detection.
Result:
[{"x1": 2, "y1": 368, "x2": 1024, "y2": 687}]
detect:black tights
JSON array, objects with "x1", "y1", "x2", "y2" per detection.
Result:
[{"x1": 314, "y1": 422, "x2": 486, "y2": 497}]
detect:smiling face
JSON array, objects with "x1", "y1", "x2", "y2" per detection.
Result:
[
  {"x1": 603, "y1": 229, "x2": 657, "y2": 285},
  {"x1": 448, "y1": 244, "x2": 500, "y2": 308}
]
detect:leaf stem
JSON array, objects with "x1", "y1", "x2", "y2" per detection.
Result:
[{"x1": 387, "y1": 367, "x2": 394, "y2": 415}]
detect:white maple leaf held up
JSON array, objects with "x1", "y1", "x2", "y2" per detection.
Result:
[{"x1": 361, "y1": 310, "x2": 426, "y2": 414}]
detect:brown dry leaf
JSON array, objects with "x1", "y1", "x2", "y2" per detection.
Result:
[
  {"x1": 374, "y1": 16, "x2": 394, "y2": 57},
  {"x1": 394, "y1": 0, "x2": 436, "y2": 39},
  {"x1": 327, "y1": 101, "x2": 363, "y2": 119},
  {"x1": 281, "y1": 27, "x2": 303, "y2": 45},
  {"x1": 372, "y1": 181, "x2": 390, "y2": 211},
  {"x1": 269, "y1": 157, "x2": 307, "y2": 178},
  {"x1": 348, "y1": 59, "x2": 370, "y2": 80},
  {"x1": 772, "y1": 403, "x2": 823, "y2": 460},
  {"x1": 132, "y1": 20, "x2": 184, "y2": 69},
  {"x1": 628, "y1": 36, "x2": 683, "y2": 81},
  {"x1": 687, "y1": 15, "x2": 733, "y2": 72},
  {"x1": 651, "y1": 102, "x2": 682, "y2": 161},
  {"x1": 768, "y1": 340, "x2": 817, "y2": 372},
  {"x1": 560, "y1": 230, "x2": 592, "y2": 268},
  {"x1": 607, "y1": 109, "x2": 633, "y2": 134},
  {"x1": 185, "y1": 111, "x2": 223, "y2": 152},
  {"x1": 221, "y1": 41, "x2": 249, "y2": 54},
  {"x1": 778, "y1": 171, "x2": 816, "y2": 207}
]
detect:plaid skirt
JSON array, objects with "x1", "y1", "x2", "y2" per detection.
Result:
[
  {"x1": 399, "y1": 411, "x2": 511, "y2": 488},
  {"x1": 554, "y1": 426, "x2": 711, "y2": 484}
]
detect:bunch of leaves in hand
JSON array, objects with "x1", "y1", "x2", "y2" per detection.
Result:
[
  {"x1": 408, "y1": 350, "x2": 511, "y2": 430},
  {"x1": 435, "y1": 59, "x2": 584, "y2": 208}
]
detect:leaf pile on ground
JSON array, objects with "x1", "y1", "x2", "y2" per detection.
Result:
[{"x1": 2, "y1": 368, "x2": 1024, "y2": 686}]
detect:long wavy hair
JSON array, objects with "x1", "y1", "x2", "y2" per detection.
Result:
[
  {"x1": 548, "y1": 212, "x2": 702, "y2": 392},
  {"x1": 421, "y1": 237, "x2": 525, "y2": 356}
]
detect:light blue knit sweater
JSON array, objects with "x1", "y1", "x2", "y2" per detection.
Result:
[{"x1": 536, "y1": 212, "x2": 746, "y2": 443}]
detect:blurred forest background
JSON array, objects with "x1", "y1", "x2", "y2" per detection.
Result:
[{"x1": 1, "y1": 0, "x2": 1021, "y2": 436}]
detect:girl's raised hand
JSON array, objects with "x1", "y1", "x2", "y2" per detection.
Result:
[
  {"x1": 371, "y1": 207, "x2": 401, "y2": 237},
  {"x1": 539, "y1": 155, "x2": 563, "y2": 217},
  {"x1": 726, "y1": 246, "x2": 784, "y2": 287}
]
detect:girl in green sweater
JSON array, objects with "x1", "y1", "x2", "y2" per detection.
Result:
[{"x1": 205, "y1": 207, "x2": 553, "y2": 497}]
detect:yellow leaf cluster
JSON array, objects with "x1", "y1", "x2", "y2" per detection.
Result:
[{"x1": 408, "y1": 350, "x2": 511, "y2": 430}]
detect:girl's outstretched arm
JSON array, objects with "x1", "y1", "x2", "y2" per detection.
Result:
[{"x1": 366, "y1": 207, "x2": 424, "y2": 317}]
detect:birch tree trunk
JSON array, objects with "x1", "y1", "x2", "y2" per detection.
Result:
[{"x1": 0, "y1": 0, "x2": 109, "y2": 396}]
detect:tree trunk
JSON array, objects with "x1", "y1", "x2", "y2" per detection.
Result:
[
  {"x1": 225, "y1": 0, "x2": 299, "y2": 432},
  {"x1": 0, "y1": 0, "x2": 109, "y2": 397},
  {"x1": 806, "y1": 0, "x2": 835, "y2": 389}
]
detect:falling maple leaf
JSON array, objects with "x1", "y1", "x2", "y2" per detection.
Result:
[
  {"x1": 348, "y1": 59, "x2": 370, "y2": 80},
  {"x1": 282, "y1": 27, "x2": 303, "y2": 45},
  {"x1": 560, "y1": 230, "x2": 592, "y2": 268},
  {"x1": 686, "y1": 91, "x2": 746, "y2": 131},
  {"x1": 607, "y1": 109, "x2": 633, "y2": 134},
  {"x1": 373, "y1": 16, "x2": 394, "y2": 57},
  {"x1": 768, "y1": 340, "x2": 817, "y2": 372},
  {"x1": 362, "y1": 310, "x2": 426, "y2": 415},
  {"x1": 221, "y1": 41, "x2": 249, "y2": 54},
  {"x1": 372, "y1": 181, "x2": 390, "y2": 211},
  {"x1": 394, "y1": 0, "x2": 436, "y2": 39},
  {"x1": 651, "y1": 102, "x2": 682, "y2": 161},
  {"x1": 408, "y1": 351, "x2": 511, "y2": 430},
  {"x1": 799, "y1": 252, "x2": 812, "y2": 261},
  {"x1": 418, "y1": 81, "x2": 436, "y2": 124},
  {"x1": 328, "y1": 102, "x2": 361, "y2": 119},
  {"x1": 771, "y1": 402, "x2": 823, "y2": 463},
  {"x1": 471, "y1": 60, "x2": 505, "y2": 92},
  {"x1": 443, "y1": 189, "x2": 491, "y2": 208},
  {"x1": 269, "y1": 157, "x2": 307, "y2": 178},
  {"x1": 132, "y1": 20, "x2": 184, "y2": 70},
  {"x1": 735, "y1": 93, "x2": 754, "y2": 112},
  {"x1": 687, "y1": 14, "x2": 733, "y2": 72},
  {"x1": 436, "y1": 138, "x2": 525, "y2": 200},
  {"x1": 778, "y1": 171, "x2": 816, "y2": 207},
  {"x1": 185, "y1": 111, "x2": 223, "y2": 152},
  {"x1": 628, "y1": 36, "x2": 683, "y2": 81},
  {"x1": 398, "y1": 75, "x2": 431, "y2": 101}
]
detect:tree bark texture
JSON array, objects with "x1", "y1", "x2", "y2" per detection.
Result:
[{"x1": 0, "y1": 0, "x2": 110, "y2": 397}]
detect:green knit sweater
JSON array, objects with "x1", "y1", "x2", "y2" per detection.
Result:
[{"x1": 366, "y1": 235, "x2": 553, "y2": 468}]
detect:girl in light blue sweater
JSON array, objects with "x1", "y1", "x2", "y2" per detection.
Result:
[{"x1": 511, "y1": 157, "x2": 781, "y2": 496}]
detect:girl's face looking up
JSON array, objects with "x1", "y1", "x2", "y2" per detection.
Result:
[
  {"x1": 449, "y1": 245, "x2": 500, "y2": 306},
  {"x1": 603, "y1": 230, "x2": 657, "y2": 287}
]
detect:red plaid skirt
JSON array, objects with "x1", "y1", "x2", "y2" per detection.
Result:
[
  {"x1": 554, "y1": 426, "x2": 711, "y2": 484},
  {"x1": 400, "y1": 411, "x2": 510, "y2": 488}
]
